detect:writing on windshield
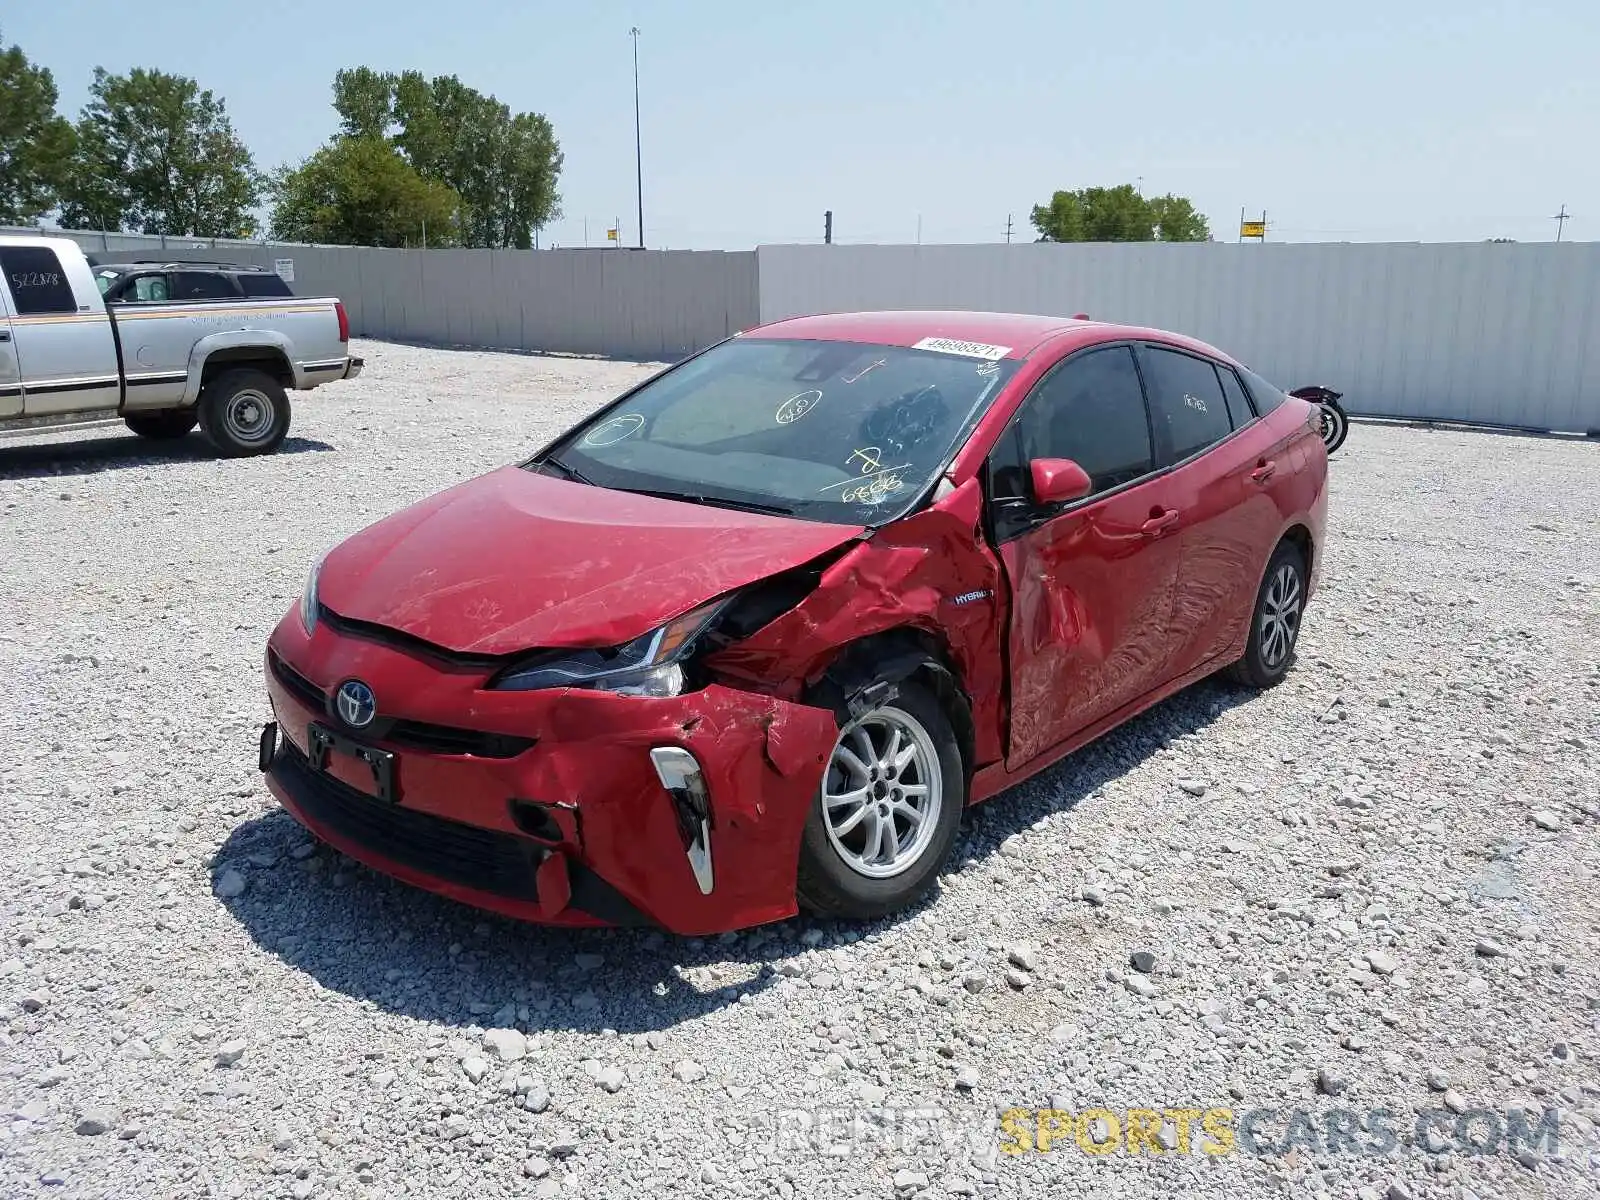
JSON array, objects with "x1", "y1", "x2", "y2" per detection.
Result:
[{"x1": 542, "y1": 338, "x2": 1019, "y2": 525}]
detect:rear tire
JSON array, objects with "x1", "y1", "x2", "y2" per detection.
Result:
[
  {"x1": 124, "y1": 409, "x2": 198, "y2": 440},
  {"x1": 1319, "y1": 401, "x2": 1349, "y2": 454},
  {"x1": 796, "y1": 675, "x2": 965, "y2": 921},
  {"x1": 1228, "y1": 541, "x2": 1307, "y2": 689},
  {"x1": 198, "y1": 369, "x2": 290, "y2": 457}
]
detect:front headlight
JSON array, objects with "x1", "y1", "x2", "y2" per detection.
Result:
[
  {"x1": 300, "y1": 555, "x2": 325, "y2": 636},
  {"x1": 488, "y1": 598, "x2": 728, "y2": 697}
]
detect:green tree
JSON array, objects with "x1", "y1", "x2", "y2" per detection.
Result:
[
  {"x1": 1030, "y1": 184, "x2": 1210, "y2": 243},
  {"x1": 0, "y1": 30, "x2": 76, "y2": 224},
  {"x1": 1147, "y1": 193, "x2": 1209, "y2": 241},
  {"x1": 60, "y1": 67, "x2": 261, "y2": 236},
  {"x1": 331, "y1": 66, "x2": 395, "y2": 139},
  {"x1": 269, "y1": 135, "x2": 459, "y2": 247},
  {"x1": 332, "y1": 67, "x2": 563, "y2": 248}
]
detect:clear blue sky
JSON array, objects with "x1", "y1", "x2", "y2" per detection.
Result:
[{"x1": 9, "y1": 0, "x2": 1597, "y2": 248}]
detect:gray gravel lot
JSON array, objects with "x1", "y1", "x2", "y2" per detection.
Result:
[{"x1": 2, "y1": 339, "x2": 1598, "y2": 1200}]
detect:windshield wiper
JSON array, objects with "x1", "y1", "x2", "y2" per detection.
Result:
[
  {"x1": 540, "y1": 455, "x2": 596, "y2": 485},
  {"x1": 616, "y1": 487, "x2": 798, "y2": 517}
]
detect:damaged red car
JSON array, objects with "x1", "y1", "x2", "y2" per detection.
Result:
[{"x1": 258, "y1": 311, "x2": 1328, "y2": 935}]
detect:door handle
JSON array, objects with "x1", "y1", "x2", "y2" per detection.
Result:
[
  {"x1": 0, "y1": 330, "x2": 10, "y2": 342},
  {"x1": 1250, "y1": 459, "x2": 1276, "y2": 484},
  {"x1": 1140, "y1": 508, "x2": 1180, "y2": 536}
]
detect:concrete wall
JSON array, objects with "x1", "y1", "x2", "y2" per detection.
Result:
[
  {"x1": 9, "y1": 225, "x2": 1599, "y2": 430},
  {"x1": 756, "y1": 242, "x2": 1600, "y2": 432},
  {"x1": 4, "y1": 227, "x2": 759, "y2": 363}
]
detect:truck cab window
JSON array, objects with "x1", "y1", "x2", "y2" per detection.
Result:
[{"x1": 0, "y1": 246, "x2": 78, "y2": 316}]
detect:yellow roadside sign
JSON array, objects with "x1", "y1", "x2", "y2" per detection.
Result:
[{"x1": 1240, "y1": 220, "x2": 1267, "y2": 238}]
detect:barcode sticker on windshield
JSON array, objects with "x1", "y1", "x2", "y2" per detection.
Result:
[{"x1": 912, "y1": 337, "x2": 1012, "y2": 361}]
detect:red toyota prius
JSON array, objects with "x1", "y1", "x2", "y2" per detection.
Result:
[{"x1": 258, "y1": 311, "x2": 1328, "y2": 935}]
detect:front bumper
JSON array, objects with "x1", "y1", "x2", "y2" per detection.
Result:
[{"x1": 258, "y1": 614, "x2": 838, "y2": 935}]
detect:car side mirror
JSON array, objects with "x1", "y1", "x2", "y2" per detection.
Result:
[{"x1": 1029, "y1": 458, "x2": 1093, "y2": 506}]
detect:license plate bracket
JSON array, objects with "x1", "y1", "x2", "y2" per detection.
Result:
[{"x1": 307, "y1": 722, "x2": 398, "y2": 804}]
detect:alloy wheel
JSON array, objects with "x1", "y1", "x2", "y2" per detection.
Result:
[
  {"x1": 1260, "y1": 562, "x2": 1303, "y2": 669},
  {"x1": 821, "y1": 706, "x2": 944, "y2": 880}
]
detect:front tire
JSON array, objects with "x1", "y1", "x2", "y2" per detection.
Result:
[
  {"x1": 1229, "y1": 541, "x2": 1307, "y2": 689},
  {"x1": 797, "y1": 676, "x2": 965, "y2": 921},
  {"x1": 124, "y1": 409, "x2": 198, "y2": 440},
  {"x1": 198, "y1": 369, "x2": 290, "y2": 457}
]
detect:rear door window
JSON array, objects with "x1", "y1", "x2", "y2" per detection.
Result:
[
  {"x1": 170, "y1": 272, "x2": 239, "y2": 301},
  {"x1": 0, "y1": 245, "x2": 78, "y2": 316},
  {"x1": 1140, "y1": 346, "x2": 1233, "y2": 462}
]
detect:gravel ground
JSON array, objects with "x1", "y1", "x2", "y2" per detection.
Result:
[{"x1": 1, "y1": 339, "x2": 1598, "y2": 1200}]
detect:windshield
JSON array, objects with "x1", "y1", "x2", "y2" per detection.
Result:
[{"x1": 535, "y1": 337, "x2": 1020, "y2": 524}]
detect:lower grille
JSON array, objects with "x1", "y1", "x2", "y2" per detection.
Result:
[
  {"x1": 272, "y1": 742, "x2": 542, "y2": 901},
  {"x1": 385, "y1": 720, "x2": 534, "y2": 758}
]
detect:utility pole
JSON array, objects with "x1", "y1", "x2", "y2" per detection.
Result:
[
  {"x1": 1005, "y1": 214, "x2": 1013, "y2": 243},
  {"x1": 916, "y1": 213, "x2": 922, "y2": 245},
  {"x1": 630, "y1": 28, "x2": 644, "y2": 249},
  {"x1": 824, "y1": 211, "x2": 833, "y2": 244},
  {"x1": 1552, "y1": 203, "x2": 1571, "y2": 242}
]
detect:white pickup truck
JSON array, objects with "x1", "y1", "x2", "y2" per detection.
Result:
[{"x1": 0, "y1": 235, "x2": 363, "y2": 456}]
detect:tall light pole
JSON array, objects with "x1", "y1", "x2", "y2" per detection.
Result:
[{"x1": 630, "y1": 27, "x2": 644, "y2": 249}]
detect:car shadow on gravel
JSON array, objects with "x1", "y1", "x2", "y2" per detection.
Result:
[
  {"x1": 0, "y1": 434, "x2": 335, "y2": 478},
  {"x1": 212, "y1": 676, "x2": 1252, "y2": 1037}
]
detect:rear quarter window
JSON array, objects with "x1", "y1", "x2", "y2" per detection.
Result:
[
  {"x1": 239, "y1": 274, "x2": 294, "y2": 298},
  {"x1": 1216, "y1": 366, "x2": 1256, "y2": 427},
  {"x1": 1239, "y1": 366, "x2": 1288, "y2": 416}
]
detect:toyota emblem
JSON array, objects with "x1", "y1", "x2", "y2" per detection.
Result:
[{"x1": 335, "y1": 679, "x2": 377, "y2": 728}]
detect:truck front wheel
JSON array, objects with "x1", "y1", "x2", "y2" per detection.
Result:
[
  {"x1": 198, "y1": 369, "x2": 290, "y2": 457},
  {"x1": 124, "y1": 409, "x2": 198, "y2": 440}
]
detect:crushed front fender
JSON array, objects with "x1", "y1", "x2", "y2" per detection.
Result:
[{"x1": 704, "y1": 477, "x2": 1008, "y2": 769}]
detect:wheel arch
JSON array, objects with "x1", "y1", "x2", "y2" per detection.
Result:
[
  {"x1": 182, "y1": 333, "x2": 297, "y2": 402},
  {"x1": 1279, "y1": 521, "x2": 1315, "y2": 579},
  {"x1": 804, "y1": 626, "x2": 976, "y2": 790}
]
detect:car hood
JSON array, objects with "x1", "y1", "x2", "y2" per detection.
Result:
[{"x1": 316, "y1": 466, "x2": 865, "y2": 656}]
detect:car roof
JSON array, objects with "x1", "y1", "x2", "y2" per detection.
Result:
[
  {"x1": 748, "y1": 310, "x2": 1097, "y2": 359},
  {"x1": 745, "y1": 309, "x2": 1237, "y2": 365},
  {"x1": 91, "y1": 259, "x2": 266, "y2": 273}
]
